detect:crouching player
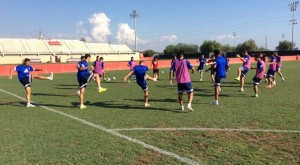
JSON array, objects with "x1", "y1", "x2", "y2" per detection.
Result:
[
  {"x1": 77, "y1": 54, "x2": 107, "y2": 109},
  {"x1": 251, "y1": 55, "x2": 266, "y2": 97},
  {"x1": 9, "y1": 58, "x2": 53, "y2": 107},
  {"x1": 124, "y1": 60, "x2": 157, "y2": 107}
]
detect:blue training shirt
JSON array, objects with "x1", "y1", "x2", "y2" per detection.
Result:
[
  {"x1": 14, "y1": 65, "x2": 35, "y2": 80},
  {"x1": 199, "y1": 58, "x2": 207, "y2": 67},
  {"x1": 132, "y1": 65, "x2": 148, "y2": 84},
  {"x1": 215, "y1": 55, "x2": 228, "y2": 78},
  {"x1": 77, "y1": 61, "x2": 89, "y2": 78}
]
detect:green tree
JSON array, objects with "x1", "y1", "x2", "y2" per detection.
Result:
[
  {"x1": 164, "y1": 45, "x2": 176, "y2": 55},
  {"x1": 221, "y1": 44, "x2": 235, "y2": 52},
  {"x1": 200, "y1": 40, "x2": 222, "y2": 55},
  {"x1": 174, "y1": 43, "x2": 199, "y2": 54},
  {"x1": 143, "y1": 49, "x2": 157, "y2": 57},
  {"x1": 276, "y1": 40, "x2": 295, "y2": 51},
  {"x1": 235, "y1": 39, "x2": 258, "y2": 52}
]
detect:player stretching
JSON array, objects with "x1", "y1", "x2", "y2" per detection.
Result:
[
  {"x1": 151, "y1": 56, "x2": 159, "y2": 80},
  {"x1": 234, "y1": 49, "x2": 251, "y2": 92},
  {"x1": 274, "y1": 52, "x2": 285, "y2": 82},
  {"x1": 124, "y1": 60, "x2": 157, "y2": 107},
  {"x1": 127, "y1": 57, "x2": 136, "y2": 82},
  {"x1": 196, "y1": 55, "x2": 207, "y2": 81},
  {"x1": 251, "y1": 54, "x2": 266, "y2": 97},
  {"x1": 77, "y1": 54, "x2": 107, "y2": 109},
  {"x1": 170, "y1": 52, "x2": 195, "y2": 111},
  {"x1": 9, "y1": 58, "x2": 53, "y2": 107},
  {"x1": 266, "y1": 53, "x2": 277, "y2": 88},
  {"x1": 212, "y1": 50, "x2": 228, "y2": 105}
]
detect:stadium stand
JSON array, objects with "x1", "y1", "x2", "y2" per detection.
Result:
[{"x1": 0, "y1": 38, "x2": 139, "y2": 64}]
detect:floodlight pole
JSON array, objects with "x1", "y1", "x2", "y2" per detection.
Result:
[
  {"x1": 289, "y1": 1, "x2": 299, "y2": 50},
  {"x1": 232, "y1": 32, "x2": 236, "y2": 51},
  {"x1": 130, "y1": 10, "x2": 139, "y2": 52}
]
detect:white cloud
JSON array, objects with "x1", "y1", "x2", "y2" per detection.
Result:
[
  {"x1": 215, "y1": 33, "x2": 235, "y2": 40},
  {"x1": 88, "y1": 13, "x2": 111, "y2": 42},
  {"x1": 76, "y1": 21, "x2": 88, "y2": 36},
  {"x1": 116, "y1": 23, "x2": 149, "y2": 46},
  {"x1": 159, "y1": 35, "x2": 178, "y2": 43}
]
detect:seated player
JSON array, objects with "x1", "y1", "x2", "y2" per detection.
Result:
[
  {"x1": 9, "y1": 58, "x2": 53, "y2": 107},
  {"x1": 251, "y1": 54, "x2": 266, "y2": 97},
  {"x1": 77, "y1": 54, "x2": 107, "y2": 109},
  {"x1": 124, "y1": 60, "x2": 157, "y2": 107}
]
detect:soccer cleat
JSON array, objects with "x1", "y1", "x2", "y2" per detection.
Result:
[
  {"x1": 240, "y1": 88, "x2": 244, "y2": 92},
  {"x1": 80, "y1": 105, "x2": 87, "y2": 109},
  {"x1": 98, "y1": 88, "x2": 107, "y2": 93},
  {"x1": 254, "y1": 94, "x2": 258, "y2": 98},
  {"x1": 145, "y1": 103, "x2": 150, "y2": 107},
  {"x1": 234, "y1": 77, "x2": 240, "y2": 81},
  {"x1": 49, "y1": 72, "x2": 54, "y2": 80},
  {"x1": 27, "y1": 103, "x2": 36, "y2": 108},
  {"x1": 211, "y1": 100, "x2": 219, "y2": 105},
  {"x1": 128, "y1": 80, "x2": 131, "y2": 83},
  {"x1": 200, "y1": 79, "x2": 203, "y2": 82},
  {"x1": 187, "y1": 104, "x2": 194, "y2": 112}
]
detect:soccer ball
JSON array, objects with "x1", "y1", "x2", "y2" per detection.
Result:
[
  {"x1": 107, "y1": 78, "x2": 111, "y2": 81},
  {"x1": 161, "y1": 71, "x2": 164, "y2": 74},
  {"x1": 112, "y1": 77, "x2": 116, "y2": 80}
]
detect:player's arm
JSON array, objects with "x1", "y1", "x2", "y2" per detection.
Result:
[
  {"x1": 34, "y1": 68, "x2": 43, "y2": 71},
  {"x1": 9, "y1": 68, "x2": 15, "y2": 79},
  {"x1": 236, "y1": 54, "x2": 246, "y2": 62},
  {"x1": 191, "y1": 67, "x2": 195, "y2": 74},
  {"x1": 124, "y1": 71, "x2": 134, "y2": 82}
]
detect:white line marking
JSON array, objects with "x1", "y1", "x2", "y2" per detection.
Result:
[
  {"x1": 109, "y1": 127, "x2": 300, "y2": 133},
  {"x1": 0, "y1": 88, "x2": 201, "y2": 165}
]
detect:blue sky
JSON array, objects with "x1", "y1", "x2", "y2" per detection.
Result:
[{"x1": 0, "y1": 0, "x2": 299, "y2": 51}]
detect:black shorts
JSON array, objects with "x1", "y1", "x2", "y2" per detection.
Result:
[
  {"x1": 153, "y1": 69, "x2": 159, "y2": 74},
  {"x1": 253, "y1": 77, "x2": 262, "y2": 85},
  {"x1": 78, "y1": 73, "x2": 94, "y2": 89},
  {"x1": 177, "y1": 82, "x2": 193, "y2": 93},
  {"x1": 19, "y1": 76, "x2": 32, "y2": 89},
  {"x1": 267, "y1": 69, "x2": 276, "y2": 78}
]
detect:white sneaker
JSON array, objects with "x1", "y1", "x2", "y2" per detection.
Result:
[
  {"x1": 255, "y1": 94, "x2": 258, "y2": 98},
  {"x1": 181, "y1": 105, "x2": 184, "y2": 111},
  {"x1": 187, "y1": 104, "x2": 194, "y2": 111},
  {"x1": 76, "y1": 90, "x2": 80, "y2": 96},
  {"x1": 211, "y1": 100, "x2": 219, "y2": 105},
  {"x1": 145, "y1": 103, "x2": 150, "y2": 107},
  {"x1": 27, "y1": 103, "x2": 36, "y2": 108},
  {"x1": 48, "y1": 72, "x2": 54, "y2": 80},
  {"x1": 240, "y1": 88, "x2": 244, "y2": 92},
  {"x1": 80, "y1": 105, "x2": 87, "y2": 109},
  {"x1": 200, "y1": 79, "x2": 203, "y2": 81}
]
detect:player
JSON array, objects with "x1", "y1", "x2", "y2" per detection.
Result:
[
  {"x1": 251, "y1": 54, "x2": 266, "y2": 97},
  {"x1": 124, "y1": 60, "x2": 157, "y2": 107},
  {"x1": 77, "y1": 54, "x2": 107, "y2": 109},
  {"x1": 9, "y1": 58, "x2": 53, "y2": 107},
  {"x1": 266, "y1": 53, "x2": 277, "y2": 88},
  {"x1": 212, "y1": 49, "x2": 228, "y2": 105},
  {"x1": 296, "y1": 54, "x2": 299, "y2": 61},
  {"x1": 170, "y1": 56, "x2": 176, "y2": 79},
  {"x1": 170, "y1": 52, "x2": 195, "y2": 111},
  {"x1": 196, "y1": 55, "x2": 207, "y2": 81},
  {"x1": 205, "y1": 55, "x2": 216, "y2": 84},
  {"x1": 234, "y1": 49, "x2": 251, "y2": 92},
  {"x1": 93, "y1": 56, "x2": 106, "y2": 83},
  {"x1": 274, "y1": 52, "x2": 285, "y2": 82},
  {"x1": 151, "y1": 56, "x2": 159, "y2": 80},
  {"x1": 127, "y1": 57, "x2": 136, "y2": 82}
]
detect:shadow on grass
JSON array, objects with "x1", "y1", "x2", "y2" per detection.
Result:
[{"x1": 32, "y1": 93, "x2": 73, "y2": 97}]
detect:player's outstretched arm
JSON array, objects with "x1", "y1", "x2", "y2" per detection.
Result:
[
  {"x1": 9, "y1": 68, "x2": 14, "y2": 79},
  {"x1": 124, "y1": 71, "x2": 133, "y2": 82}
]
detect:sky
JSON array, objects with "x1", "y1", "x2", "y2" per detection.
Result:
[{"x1": 0, "y1": 0, "x2": 299, "y2": 52}]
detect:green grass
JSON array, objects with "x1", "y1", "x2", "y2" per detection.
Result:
[{"x1": 0, "y1": 61, "x2": 299, "y2": 164}]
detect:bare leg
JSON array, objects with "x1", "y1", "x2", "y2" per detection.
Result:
[
  {"x1": 277, "y1": 70, "x2": 284, "y2": 80},
  {"x1": 237, "y1": 68, "x2": 241, "y2": 77},
  {"x1": 188, "y1": 92, "x2": 193, "y2": 105},
  {"x1": 79, "y1": 88, "x2": 85, "y2": 106},
  {"x1": 240, "y1": 76, "x2": 244, "y2": 90},
  {"x1": 145, "y1": 90, "x2": 149, "y2": 105},
  {"x1": 146, "y1": 74, "x2": 157, "y2": 81},
  {"x1": 253, "y1": 85, "x2": 258, "y2": 95},
  {"x1": 178, "y1": 93, "x2": 183, "y2": 107},
  {"x1": 26, "y1": 87, "x2": 31, "y2": 104},
  {"x1": 215, "y1": 86, "x2": 219, "y2": 101},
  {"x1": 93, "y1": 74, "x2": 101, "y2": 89},
  {"x1": 33, "y1": 75, "x2": 50, "y2": 80}
]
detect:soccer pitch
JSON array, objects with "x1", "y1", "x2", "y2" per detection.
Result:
[{"x1": 0, "y1": 62, "x2": 299, "y2": 165}]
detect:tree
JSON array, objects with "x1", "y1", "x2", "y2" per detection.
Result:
[
  {"x1": 235, "y1": 39, "x2": 258, "y2": 52},
  {"x1": 276, "y1": 40, "x2": 295, "y2": 51},
  {"x1": 143, "y1": 49, "x2": 157, "y2": 57},
  {"x1": 200, "y1": 40, "x2": 221, "y2": 55},
  {"x1": 221, "y1": 44, "x2": 235, "y2": 52},
  {"x1": 164, "y1": 45, "x2": 176, "y2": 55}
]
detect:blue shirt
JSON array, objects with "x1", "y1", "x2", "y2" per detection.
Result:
[
  {"x1": 14, "y1": 65, "x2": 35, "y2": 80},
  {"x1": 77, "y1": 61, "x2": 89, "y2": 78},
  {"x1": 199, "y1": 58, "x2": 207, "y2": 67},
  {"x1": 132, "y1": 65, "x2": 148, "y2": 84},
  {"x1": 215, "y1": 55, "x2": 227, "y2": 78}
]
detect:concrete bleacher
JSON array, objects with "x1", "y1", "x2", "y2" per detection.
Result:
[{"x1": 0, "y1": 38, "x2": 139, "y2": 64}]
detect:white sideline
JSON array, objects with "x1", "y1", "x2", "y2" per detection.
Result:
[
  {"x1": 110, "y1": 127, "x2": 300, "y2": 133},
  {"x1": 0, "y1": 88, "x2": 201, "y2": 165}
]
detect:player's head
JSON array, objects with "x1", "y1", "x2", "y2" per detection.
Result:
[
  {"x1": 23, "y1": 58, "x2": 31, "y2": 66},
  {"x1": 154, "y1": 56, "x2": 158, "y2": 60},
  {"x1": 173, "y1": 55, "x2": 176, "y2": 60},
  {"x1": 176, "y1": 52, "x2": 184, "y2": 59},
  {"x1": 139, "y1": 60, "x2": 144, "y2": 65},
  {"x1": 100, "y1": 57, "x2": 104, "y2": 61},
  {"x1": 131, "y1": 57, "x2": 134, "y2": 61},
  {"x1": 242, "y1": 49, "x2": 248, "y2": 55},
  {"x1": 201, "y1": 55, "x2": 204, "y2": 58},
  {"x1": 80, "y1": 56, "x2": 85, "y2": 61},
  {"x1": 213, "y1": 49, "x2": 220, "y2": 56},
  {"x1": 85, "y1": 54, "x2": 91, "y2": 62},
  {"x1": 255, "y1": 54, "x2": 262, "y2": 61},
  {"x1": 273, "y1": 52, "x2": 278, "y2": 56},
  {"x1": 96, "y1": 56, "x2": 99, "y2": 61}
]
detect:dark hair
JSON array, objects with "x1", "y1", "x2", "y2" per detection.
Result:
[
  {"x1": 139, "y1": 60, "x2": 144, "y2": 65},
  {"x1": 100, "y1": 57, "x2": 103, "y2": 60},
  {"x1": 96, "y1": 56, "x2": 99, "y2": 59},
  {"x1": 85, "y1": 54, "x2": 91, "y2": 59},
  {"x1": 176, "y1": 52, "x2": 184, "y2": 59},
  {"x1": 214, "y1": 49, "x2": 220, "y2": 55},
  {"x1": 243, "y1": 49, "x2": 248, "y2": 53},
  {"x1": 80, "y1": 56, "x2": 85, "y2": 60},
  {"x1": 131, "y1": 57, "x2": 134, "y2": 59},
  {"x1": 24, "y1": 58, "x2": 30, "y2": 62}
]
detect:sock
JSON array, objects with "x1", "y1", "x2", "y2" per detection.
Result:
[{"x1": 188, "y1": 103, "x2": 191, "y2": 107}]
